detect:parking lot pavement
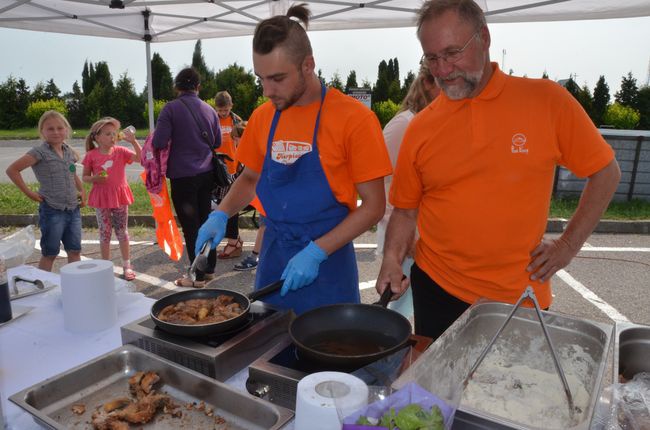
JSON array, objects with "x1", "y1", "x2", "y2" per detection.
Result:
[{"x1": 10, "y1": 227, "x2": 650, "y2": 327}]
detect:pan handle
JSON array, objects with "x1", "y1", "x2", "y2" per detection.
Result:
[
  {"x1": 375, "y1": 287, "x2": 393, "y2": 308},
  {"x1": 374, "y1": 275, "x2": 407, "y2": 308},
  {"x1": 247, "y1": 280, "x2": 284, "y2": 302}
]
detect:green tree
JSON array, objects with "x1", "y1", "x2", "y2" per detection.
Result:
[
  {"x1": 0, "y1": 76, "x2": 30, "y2": 129},
  {"x1": 113, "y1": 73, "x2": 143, "y2": 128},
  {"x1": 25, "y1": 99, "x2": 68, "y2": 126},
  {"x1": 592, "y1": 76, "x2": 610, "y2": 127},
  {"x1": 143, "y1": 99, "x2": 167, "y2": 125},
  {"x1": 372, "y1": 99, "x2": 400, "y2": 128},
  {"x1": 373, "y1": 60, "x2": 390, "y2": 104},
  {"x1": 31, "y1": 82, "x2": 47, "y2": 102},
  {"x1": 635, "y1": 86, "x2": 650, "y2": 130},
  {"x1": 65, "y1": 81, "x2": 86, "y2": 128},
  {"x1": 542, "y1": 71, "x2": 549, "y2": 79},
  {"x1": 615, "y1": 72, "x2": 639, "y2": 108},
  {"x1": 214, "y1": 63, "x2": 260, "y2": 119},
  {"x1": 151, "y1": 52, "x2": 174, "y2": 101},
  {"x1": 81, "y1": 61, "x2": 95, "y2": 95},
  {"x1": 401, "y1": 70, "x2": 415, "y2": 100},
  {"x1": 85, "y1": 83, "x2": 110, "y2": 123},
  {"x1": 603, "y1": 102, "x2": 640, "y2": 129},
  {"x1": 387, "y1": 80, "x2": 402, "y2": 104},
  {"x1": 44, "y1": 79, "x2": 61, "y2": 100},
  {"x1": 563, "y1": 75, "x2": 580, "y2": 99},
  {"x1": 192, "y1": 40, "x2": 217, "y2": 99},
  {"x1": 329, "y1": 72, "x2": 344, "y2": 91},
  {"x1": 576, "y1": 84, "x2": 594, "y2": 122},
  {"x1": 345, "y1": 70, "x2": 358, "y2": 93}
]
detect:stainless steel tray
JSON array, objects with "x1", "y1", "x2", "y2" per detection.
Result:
[
  {"x1": 614, "y1": 321, "x2": 650, "y2": 383},
  {"x1": 9, "y1": 344, "x2": 293, "y2": 429},
  {"x1": 393, "y1": 301, "x2": 613, "y2": 430}
]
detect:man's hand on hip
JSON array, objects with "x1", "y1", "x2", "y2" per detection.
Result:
[{"x1": 527, "y1": 237, "x2": 579, "y2": 283}]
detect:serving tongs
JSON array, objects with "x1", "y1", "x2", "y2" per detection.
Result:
[
  {"x1": 188, "y1": 240, "x2": 211, "y2": 281},
  {"x1": 462, "y1": 286, "x2": 576, "y2": 419},
  {"x1": 10, "y1": 276, "x2": 55, "y2": 300}
]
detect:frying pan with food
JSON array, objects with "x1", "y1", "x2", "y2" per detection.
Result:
[{"x1": 150, "y1": 280, "x2": 283, "y2": 337}]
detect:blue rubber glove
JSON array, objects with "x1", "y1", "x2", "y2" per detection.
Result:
[
  {"x1": 280, "y1": 241, "x2": 328, "y2": 296},
  {"x1": 195, "y1": 210, "x2": 228, "y2": 256}
]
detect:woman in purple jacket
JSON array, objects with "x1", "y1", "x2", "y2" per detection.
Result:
[{"x1": 152, "y1": 67, "x2": 221, "y2": 287}]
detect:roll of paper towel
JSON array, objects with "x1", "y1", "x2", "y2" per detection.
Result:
[
  {"x1": 295, "y1": 371, "x2": 368, "y2": 430},
  {"x1": 60, "y1": 259, "x2": 117, "y2": 333}
]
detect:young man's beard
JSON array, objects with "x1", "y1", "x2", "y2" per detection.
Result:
[{"x1": 272, "y1": 73, "x2": 307, "y2": 111}]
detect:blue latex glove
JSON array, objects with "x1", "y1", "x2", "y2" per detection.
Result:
[
  {"x1": 195, "y1": 210, "x2": 228, "y2": 256},
  {"x1": 280, "y1": 241, "x2": 328, "y2": 296}
]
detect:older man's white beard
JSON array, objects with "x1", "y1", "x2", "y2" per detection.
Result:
[{"x1": 436, "y1": 69, "x2": 483, "y2": 100}]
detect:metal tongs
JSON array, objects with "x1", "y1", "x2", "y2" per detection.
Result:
[
  {"x1": 188, "y1": 240, "x2": 211, "y2": 281},
  {"x1": 462, "y1": 286, "x2": 576, "y2": 419}
]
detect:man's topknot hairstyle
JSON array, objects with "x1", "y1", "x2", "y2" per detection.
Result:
[{"x1": 253, "y1": 3, "x2": 313, "y2": 65}]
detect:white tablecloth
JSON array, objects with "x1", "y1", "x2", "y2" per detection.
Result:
[{"x1": 0, "y1": 265, "x2": 155, "y2": 430}]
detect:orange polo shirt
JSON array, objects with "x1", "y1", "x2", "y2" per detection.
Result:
[
  {"x1": 390, "y1": 64, "x2": 615, "y2": 308},
  {"x1": 237, "y1": 88, "x2": 391, "y2": 211},
  {"x1": 218, "y1": 114, "x2": 238, "y2": 174}
]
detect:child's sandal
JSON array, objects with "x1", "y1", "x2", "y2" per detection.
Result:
[{"x1": 123, "y1": 266, "x2": 136, "y2": 281}]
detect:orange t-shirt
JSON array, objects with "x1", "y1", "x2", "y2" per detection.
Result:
[
  {"x1": 237, "y1": 88, "x2": 391, "y2": 211},
  {"x1": 218, "y1": 114, "x2": 238, "y2": 174},
  {"x1": 390, "y1": 64, "x2": 615, "y2": 309}
]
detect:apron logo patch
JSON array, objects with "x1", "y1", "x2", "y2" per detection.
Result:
[{"x1": 271, "y1": 140, "x2": 312, "y2": 165}]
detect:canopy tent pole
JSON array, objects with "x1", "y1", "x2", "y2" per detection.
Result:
[
  {"x1": 146, "y1": 40, "x2": 154, "y2": 131},
  {"x1": 142, "y1": 9, "x2": 155, "y2": 132}
]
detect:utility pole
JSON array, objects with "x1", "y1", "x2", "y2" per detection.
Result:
[
  {"x1": 646, "y1": 57, "x2": 650, "y2": 87},
  {"x1": 501, "y1": 49, "x2": 506, "y2": 70}
]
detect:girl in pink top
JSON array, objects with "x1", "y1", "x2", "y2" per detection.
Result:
[{"x1": 82, "y1": 117, "x2": 142, "y2": 280}]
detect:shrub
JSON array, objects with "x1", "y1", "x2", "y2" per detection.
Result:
[
  {"x1": 25, "y1": 99, "x2": 68, "y2": 126},
  {"x1": 372, "y1": 99, "x2": 400, "y2": 128},
  {"x1": 602, "y1": 102, "x2": 640, "y2": 129},
  {"x1": 142, "y1": 99, "x2": 167, "y2": 125}
]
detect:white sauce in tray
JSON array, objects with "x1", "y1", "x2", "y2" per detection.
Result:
[{"x1": 461, "y1": 341, "x2": 594, "y2": 429}]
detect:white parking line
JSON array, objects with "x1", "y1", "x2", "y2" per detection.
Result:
[
  {"x1": 556, "y1": 269, "x2": 629, "y2": 322},
  {"x1": 579, "y1": 246, "x2": 650, "y2": 252}
]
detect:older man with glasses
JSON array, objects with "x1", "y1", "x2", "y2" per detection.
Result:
[{"x1": 376, "y1": 0, "x2": 621, "y2": 341}]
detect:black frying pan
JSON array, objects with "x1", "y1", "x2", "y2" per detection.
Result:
[
  {"x1": 150, "y1": 280, "x2": 283, "y2": 337},
  {"x1": 288, "y1": 288, "x2": 412, "y2": 368}
]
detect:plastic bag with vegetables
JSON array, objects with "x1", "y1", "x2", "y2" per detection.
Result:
[{"x1": 342, "y1": 382, "x2": 455, "y2": 430}]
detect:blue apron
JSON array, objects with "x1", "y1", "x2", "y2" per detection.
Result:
[{"x1": 254, "y1": 84, "x2": 359, "y2": 315}]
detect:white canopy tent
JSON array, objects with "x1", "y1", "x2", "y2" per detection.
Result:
[{"x1": 3, "y1": 0, "x2": 650, "y2": 128}]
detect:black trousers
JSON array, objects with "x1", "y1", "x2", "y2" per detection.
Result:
[
  {"x1": 410, "y1": 263, "x2": 471, "y2": 341},
  {"x1": 170, "y1": 170, "x2": 216, "y2": 276}
]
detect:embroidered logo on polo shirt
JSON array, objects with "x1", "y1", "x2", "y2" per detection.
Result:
[
  {"x1": 511, "y1": 133, "x2": 529, "y2": 154},
  {"x1": 272, "y1": 140, "x2": 312, "y2": 165}
]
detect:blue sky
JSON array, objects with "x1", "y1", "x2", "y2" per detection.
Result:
[{"x1": 1, "y1": 16, "x2": 649, "y2": 95}]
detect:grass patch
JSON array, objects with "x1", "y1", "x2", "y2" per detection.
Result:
[
  {"x1": 1, "y1": 183, "x2": 649, "y2": 220},
  {"x1": 0, "y1": 128, "x2": 149, "y2": 140},
  {"x1": 550, "y1": 197, "x2": 650, "y2": 220},
  {"x1": 0, "y1": 182, "x2": 154, "y2": 215}
]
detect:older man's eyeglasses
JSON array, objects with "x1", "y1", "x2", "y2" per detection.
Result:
[{"x1": 422, "y1": 32, "x2": 479, "y2": 68}]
